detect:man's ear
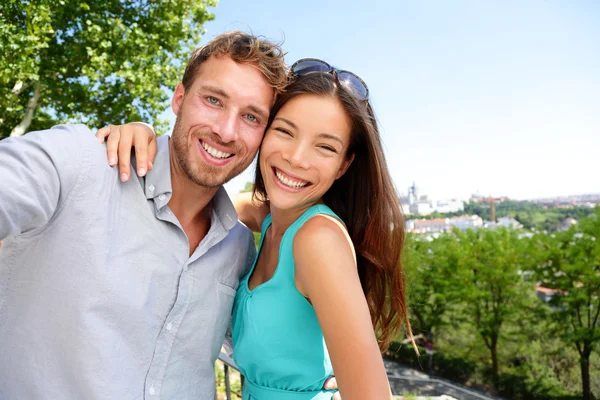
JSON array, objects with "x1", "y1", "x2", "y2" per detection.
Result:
[
  {"x1": 171, "y1": 83, "x2": 185, "y2": 115},
  {"x1": 336, "y1": 153, "x2": 355, "y2": 180}
]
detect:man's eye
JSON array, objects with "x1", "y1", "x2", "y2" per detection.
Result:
[
  {"x1": 245, "y1": 114, "x2": 258, "y2": 123},
  {"x1": 207, "y1": 96, "x2": 220, "y2": 105}
]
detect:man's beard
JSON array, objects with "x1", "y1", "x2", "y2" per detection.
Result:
[{"x1": 171, "y1": 116, "x2": 249, "y2": 189}]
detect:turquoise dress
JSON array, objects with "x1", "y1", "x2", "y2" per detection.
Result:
[{"x1": 232, "y1": 204, "x2": 340, "y2": 400}]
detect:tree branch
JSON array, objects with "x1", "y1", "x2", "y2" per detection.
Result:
[
  {"x1": 10, "y1": 81, "x2": 41, "y2": 137},
  {"x1": 11, "y1": 80, "x2": 33, "y2": 96}
]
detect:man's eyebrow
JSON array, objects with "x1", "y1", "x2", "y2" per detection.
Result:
[
  {"x1": 248, "y1": 105, "x2": 269, "y2": 121},
  {"x1": 198, "y1": 85, "x2": 230, "y2": 99}
]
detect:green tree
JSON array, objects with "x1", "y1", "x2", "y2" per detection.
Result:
[
  {"x1": 404, "y1": 233, "x2": 464, "y2": 344},
  {"x1": 457, "y1": 228, "x2": 537, "y2": 391},
  {"x1": 0, "y1": 0, "x2": 216, "y2": 139},
  {"x1": 534, "y1": 207, "x2": 600, "y2": 400},
  {"x1": 240, "y1": 181, "x2": 254, "y2": 193}
]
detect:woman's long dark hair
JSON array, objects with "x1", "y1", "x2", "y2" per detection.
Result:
[{"x1": 253, "y1": 72, "x2": 415, "y2": 352}]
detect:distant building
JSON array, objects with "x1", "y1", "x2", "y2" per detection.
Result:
[
  {"x1": 409, "y1": 202, "x2": 434, "y2": 215},
  {"x1": 406, "y1": 218, "x2": 450, "y2": 234},
  {"x1": 559, "y1": 217, "x2": 578, "y2": 231},
  {"x1": 496, "y1": 216, "x2": 522, "y2": 229},
  {"x1": 406, "y1": 215, "x2": 484, "y2": 234},
  {"x1": 448, "y1": 215, "x2": 483, "y2": 230},
  {"x1": 536, "y1": 285, "x2": 562, "y2": 310},
  {"x1": 434, "y1": 199, "x2": 464, "y2": 214},
  {"x1": 400, "y1": 182, "x2": 464, "y2": 216}
]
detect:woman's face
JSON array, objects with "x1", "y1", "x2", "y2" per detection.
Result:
[{"x1": 259, "y1": 93, "x2": 354, "y2": 212}]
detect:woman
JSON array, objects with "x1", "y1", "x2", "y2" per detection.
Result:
[{"x1": 99, "y1": 59, "x2": 416, "y2": 399}]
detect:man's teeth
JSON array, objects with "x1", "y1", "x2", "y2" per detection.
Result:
[
  {"x1": 275, "y1": 169, "x2": 308, "y2": 189},
  {"x1": 202, "y1": 141, "x2": 232, "y2": 159}
]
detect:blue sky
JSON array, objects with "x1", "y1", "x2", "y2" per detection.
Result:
[{"x1": 165, "y1": 0, "x2": 600, "y2": 200}]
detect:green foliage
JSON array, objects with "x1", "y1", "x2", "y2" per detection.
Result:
[
  {"x1": 0, "y1": 0, "x2": 216, "y2": 138},
  {"x1": 215, "y1": 361, "x2": 242, "y2": 399},
  {"x1": 240, "y1": 181, "x2": 254, "y2": 193},
  {"x1": 533, "y1": 207, "x2": 600, "y2": 400},
  {"x1": 253, "y1": 232, "x2": 260, "y2": 248},
  {"x1": 404, "y1": 233, "x2": 465, "y2": 337},
  {"x1": 417, "y1": 200, "x2": 595, "y2": 232},
  {"x1": 463, "y1": 200, "x2": 595, "y2": 231},
  {"x1": 400, "y1": 212, "x2": 600, "y2": 398}
]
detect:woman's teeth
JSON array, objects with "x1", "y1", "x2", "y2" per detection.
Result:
[
  {"x1": 275, "y1": 169, "x2": 309, "y2": 189},
  {"x1": 202, "y1": 141, "x2": 232, "y2": 159}
]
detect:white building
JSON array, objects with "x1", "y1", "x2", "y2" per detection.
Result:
[
  {"x1": 435, "y1": 199, "x2": 465, "y2": 214},
  {"x1": 448, "y1": 215, "x2": 483, "y2": 230},
  {"x1": 485, "y1": 216, "x2": 522, "y2": 230},
  {"x1": 400, "y1": 182, "x2": 464, "y2": 216},
  {"x1": 406, "y1": 218, "x2": 450, "y2": 234}
]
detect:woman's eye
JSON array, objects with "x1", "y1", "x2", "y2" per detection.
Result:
[
  {"x1": 320, "y1": 145, "x2": 337, "y2": 153},
  {"x1": 275, "y1": 127, "x2": 292, "y2": 136}
]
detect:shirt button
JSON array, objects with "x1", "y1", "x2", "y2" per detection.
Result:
[
  {"x1": 148, "y1": 386, "x2": 156, "y2": 396},
  {"x1": 183, "y1": 265, "x2": 189, "y2": 272},
  {"x1": 148, "y1": 184, "x2": 155, "y2": 192},
  {"x1": 166, "y1": 322, "x2": 173, "y2": 331},
  {"x1": 158, "y1": 194, "x2": 166, "y2": 201}
]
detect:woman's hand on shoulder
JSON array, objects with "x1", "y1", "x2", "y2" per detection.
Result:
[{"x1": 95, "y1": 122, "x2": 158, "y2": 182}]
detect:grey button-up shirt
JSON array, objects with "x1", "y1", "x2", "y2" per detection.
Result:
[{"x1": 0, "y1": 124, "x2": 255, "y2": 399}]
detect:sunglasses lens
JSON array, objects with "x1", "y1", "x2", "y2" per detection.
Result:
[
  {"x1": 338, "y1": 72, "x2": 369, "y2": 101},
  {"x1": 292, "y1": 59, "x2": 331, "y2": 76}
]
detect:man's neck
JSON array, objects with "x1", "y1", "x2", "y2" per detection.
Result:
[{"x1": 167, "y1": 143, "x2": 218, "y2": 228}]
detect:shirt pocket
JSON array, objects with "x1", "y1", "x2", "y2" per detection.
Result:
[{"x1": 217, "y1": 281, "x2": 237, "y2": 297}]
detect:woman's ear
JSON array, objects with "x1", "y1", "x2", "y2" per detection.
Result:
[{"x1": 335, "y1": 153, "x2": 355, "y2": 180}]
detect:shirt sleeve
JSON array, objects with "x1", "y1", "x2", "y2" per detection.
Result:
[{"x1": 0, "y1": 124, "x2": 93, "y2": 240}]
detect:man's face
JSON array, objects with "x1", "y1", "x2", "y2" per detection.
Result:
[{"x1": 170, "y1": 55, "x2": 275, "y2": 188}]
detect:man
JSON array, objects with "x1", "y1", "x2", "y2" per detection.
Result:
[{"x1": 0, "y1": 31, "x2": 287, "y2": 399}]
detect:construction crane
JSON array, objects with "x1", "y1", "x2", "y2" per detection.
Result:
[{"x1": 472, "y1": 196, "x2": 507, "y2": 222}]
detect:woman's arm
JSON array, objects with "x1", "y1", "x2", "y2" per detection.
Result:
[
  {"x1": 293, "y1": 216, "x2": 393, "y2": 400},
  {"x1": 231, "y1": 192, "x2": 269, "y2": 233}
]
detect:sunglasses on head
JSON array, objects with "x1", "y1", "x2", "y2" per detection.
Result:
[{"x1": 290, "y1": 58, "x2": 369, "y2": 101}]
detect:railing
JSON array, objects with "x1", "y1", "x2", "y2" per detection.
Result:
[
  {"x1": 387, "y1": 374, "x2": 498, "y2": 400},
  {"x1": 216, "y1": 352, "x2": 243, "y2": 400},
  {"x1": 216, "y1": 352, "x2": 496, "y2": 400}
]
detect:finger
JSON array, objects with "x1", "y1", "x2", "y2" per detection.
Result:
[
  {"x1": 147, "y1": 137, "x2": 157, "y2": 171},
  {"x1": 117, "y1": 126, "x2": 133, "y2": 182},
  {"x1": 95, "y1": 125, "x2": 111, "y2": 143},
  {"x1": 324, "y1": 377, "x2": 337, "y2": 390},
  {"x1": 134, "y1": 134, "x2": 149, "y2": 177},
  {"x1": 105, "y1": 126, "x2": 121, "y2": 167},
  {"x1": 332, "y1": 391, "x2": 341, "y2": 400}
]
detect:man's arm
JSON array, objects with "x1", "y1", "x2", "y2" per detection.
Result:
[{"x1": 0, "y1": 124, "x2": 92, "y2": 240}]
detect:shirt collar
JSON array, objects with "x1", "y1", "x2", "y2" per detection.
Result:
[
  {"x1": 142, "y1": 135, "x2": 238, "y2": 231},
  {"x1": 143, "y1": 135, "x2": 172, "y2": 201},
  {"x1": 211, "y1": 186, "x2": 238, "y2": 231}
]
